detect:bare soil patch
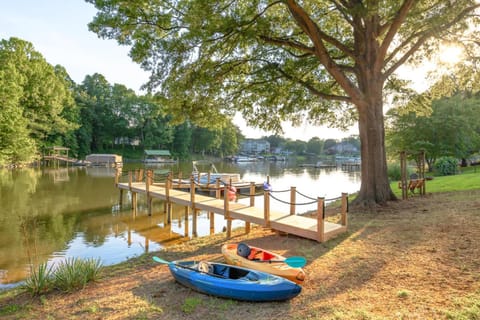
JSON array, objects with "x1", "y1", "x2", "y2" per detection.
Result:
[{"x1": 1, "y1": 190, "x2": 480, "y2": 319}]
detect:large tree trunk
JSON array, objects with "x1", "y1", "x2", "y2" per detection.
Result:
[{"x1": 354, "y1": 95, "x2": 397, "y2": 206}]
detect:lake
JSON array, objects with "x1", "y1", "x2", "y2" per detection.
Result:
[{"x1": 0, "y1": 159, "x2": 360, "y2": 289}]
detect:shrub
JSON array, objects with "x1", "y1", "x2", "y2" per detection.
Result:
[
  {"x1": 387, "y1": 162, "x2": 402, "y2": 181},
  {"x1": 53, "y1": 257, "x2": 103, "y2": 293},
  {"x1": 22, "y1": 262, "x2": 54, "y2": 295},
  {"x1": 434, "y1": 157, "x2": 458, "y2": 176}
]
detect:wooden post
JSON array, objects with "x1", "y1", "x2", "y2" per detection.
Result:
[
  {"x1": 341, "y1": 193, "x2": 348, "y2": 226},
  {"x1": 249, "y1": 182, "x2": 255, "y2": 207},
  {"x1": 147, "y1": 170, "x2": 152, "y2": 216},
  {"x1": 129, "y1": 171, "x2": 137, "y2": 213},
  {"x1": 290, "y1": 186, "x2": 296, "y2": 215},
  {"x1": 190, "y1": 176, "x2": 197, "y2": 237},
  {"x1": 420, "y1": 149, "x2": 426, "y2": 195},
  {"x1": 264, "y1": 189, "x2": 270, "y2": 228},
  {"x1": 245, "y1": 182, "x2": 255, "y2": 234},
  {"x1": 132, "y1": 192, "x2": 137, "y2": 215},
  {"x1": 119, "y1": 189, "x2": 123, "y2": 207},
  {"x1": 184, "y1": 206, "x2": 190, "y2": 237},
  {"x1": 224, "y1": 185, "x2": 231, "y2": 238},
  {"x1": 215, "y1": 178, "x2": 221, "y2": 199},
  {"x1": 114, "y1": 168, "x2": 120, "y2": 186},
  {"x1": 400, "y1": 151, "x2": 408, "y2": 200},
  {"x1": 177, "y1": 171, "x2": 182, "y2": 188},
  {"x1": 317, "y1": 197, "x2": 325, "y2": 242},
  {"x1": 209, "y1": 212, "x2": 215, "y2": 235},
  {"x1": 166, "y1": 172, "x2": 171, "y2": 224}
]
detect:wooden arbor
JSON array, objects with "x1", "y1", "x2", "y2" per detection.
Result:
[{"x1": 399, "y1": 150, "x2": 426, "y2": 200}]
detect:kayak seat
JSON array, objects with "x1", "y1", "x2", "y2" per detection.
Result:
[
  {"x1": 248, "y1": 249, "x2": 275, "y2": 261},
  {"x1": 198, "y1": 261, "x2": 214, "y2": 274},
  {"x1": 213, "y1": 265, "x2": 230, "y2": 278},
  {"x1": 229, "y1": 267, "x2": 249, "y2": 279}
]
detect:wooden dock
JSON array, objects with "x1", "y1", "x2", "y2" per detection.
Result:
[{"x1": 115, "y1": 171, "x2": 348, "y2": 243}]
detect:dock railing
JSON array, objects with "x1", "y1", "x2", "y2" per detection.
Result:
[{"x1": 115, "y1": 169, "x2": 348, "y2": 242}]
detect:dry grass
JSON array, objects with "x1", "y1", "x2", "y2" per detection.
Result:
[{"x1": 1, "y1": 190, "x2": 480, "y2": 319}]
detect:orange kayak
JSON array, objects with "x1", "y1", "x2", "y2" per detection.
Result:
[{"x1": 221, "y1": 243, "x2": 306, "y2": 284}]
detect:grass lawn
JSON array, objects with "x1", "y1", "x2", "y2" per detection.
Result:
[{"x1": 391, "y1": 169, "x2": 480, "y2": 196}]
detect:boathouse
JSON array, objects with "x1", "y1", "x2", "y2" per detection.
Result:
[
  {"x1": 86, "y1": 154, "x2": 122, "y2": 167},
  {"x1": 144, "y1": 150, "x2": 176, "y2": 163}
]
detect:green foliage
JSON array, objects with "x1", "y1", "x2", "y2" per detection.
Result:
[
  {"x1": 22, "y1": 258, "x2": 103, "y2": 295},
  {"x1": 306, "y1": 137, "x2": 324, "y2": 155},
  {"x1": 444, "y1": 291, "x2": 480, "y2": 320},
  {"x1": 390, "y1": 171, "x2": 479, "y2": 196},
  {"x1": 396, "y1": 289, "x2": 411, "y2": 299},
  {"x1": 434, "y1": 157, "x2": 459, "y2": 176},
  {"x1": 387, "y1": 94, "x2": 480, "y2": 172},
  {"x1": 22, "y1": 262, "x2": 54, "y2": 296},
  {"x1": 181, "y1": 297, "x2": 202, "y2": 314},
  {"x1": 387, "y1": 162, "x2": 402, "y2": 181},
  {"x1": 0, "y1": 37, "x2": 79, "y2": 165},
  {"x1": 53, "y1": 257, "x2": 103, "y2": 292}
]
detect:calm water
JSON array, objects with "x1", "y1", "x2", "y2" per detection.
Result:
[{"x1": 0, "y1": 159, "x2": 360, "y2": 289}]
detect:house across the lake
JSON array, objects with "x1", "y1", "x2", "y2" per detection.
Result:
[{"x1": 143, "y1": 150, "x2": 177, "y2": 163}]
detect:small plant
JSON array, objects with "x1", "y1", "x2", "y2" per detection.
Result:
[
  {"x1": 181, "y1": 297, "x2": 202, "y2": 314},
  {"x1": 54, "y1": 257, "x2": 103, "y2": 292},
  {"x1": 397, "y1": 289, "x2": 411, "y2": 298},
  {"x1": 0, "y1": 304, "x2": 21, "y2": 316},
  {"x1": 22, "y1": 262, "x2": 54, "y2": 295}
]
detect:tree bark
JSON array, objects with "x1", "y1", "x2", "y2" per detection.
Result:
[{"x1": 354, "y1": 94, "x2": 397, "y2": 206}]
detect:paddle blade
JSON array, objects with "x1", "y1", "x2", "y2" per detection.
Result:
[
  {"x1": 152, "y1": 256, "x2": 170, "y2": 264},
  {"x1": 284, "y1": 256, "x2": 307, "y2": 268}
]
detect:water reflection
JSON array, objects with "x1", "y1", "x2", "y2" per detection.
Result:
[{"x1": 0, "y1": 160, "x2": 360, "y2": 288}]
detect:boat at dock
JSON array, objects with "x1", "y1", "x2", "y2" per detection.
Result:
[{"x1": 169, "y1": 160, "x2": 263, "y2": 192}]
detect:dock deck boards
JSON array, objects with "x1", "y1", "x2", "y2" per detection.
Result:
[{"x1": 117, "y1": 181, "x2": 347, "y2": 242}]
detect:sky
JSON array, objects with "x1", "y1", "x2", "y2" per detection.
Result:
[{"x1": 3, "y1": 0, "x2": 445, "y2": 141}]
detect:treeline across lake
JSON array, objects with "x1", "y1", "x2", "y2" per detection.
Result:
[{"x1": 0, "y1": 37, "x2": 245, "y2": 166}]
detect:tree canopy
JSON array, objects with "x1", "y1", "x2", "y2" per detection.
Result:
[
  {"x1": 87, "y1": 0, "x2": 480, "y2": 205},
  {"x1": 0, "y1": 37, "x2": 77, "y2": 164},
  {"x1": 387, "y1": 94, "x2": 480, "y2": 171}
]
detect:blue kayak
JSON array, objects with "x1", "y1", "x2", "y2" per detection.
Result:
[{"x1": 168, "y1": 260, "x2": 302, "y2": 301}]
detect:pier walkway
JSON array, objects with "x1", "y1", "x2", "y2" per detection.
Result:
[{"x1": 115, "y1": 170, "x2": 348, "y2": 243}]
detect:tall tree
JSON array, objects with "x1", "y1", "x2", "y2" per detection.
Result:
[
  {"x1": 79, "y1": 73, "x2": 113, "y2": 152},
  {"x1": 172, "y1": 122, "x2": 192, "y2": 158},
  {"x1": 87, "y1": 0, "x2": 480, "y2": 205},
  {"x1": 0, "y1": 37, "x2": 77, "y2": 164},
  {"x1": 0, "y1": 50, "x2": 35, "y2": 165},
  {"x1": 220, "y1": 123, "x2": 241, "y2": 157},
  {"x1": 306, "y1": 137, "x2": 324, "y2": 155},
  {"x1": 133, "y1": 94, "x2": 175, "y2": 149}
]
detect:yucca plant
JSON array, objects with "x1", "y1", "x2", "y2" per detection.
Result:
[
  {"x1": 83, "y1": 258, "x2": 103, "y2": 282},
  {"x1": 22, "y1": 262, "x2": 54, "y2": 295},
  {"x1": 53, "y1": 257, "x2": 103, "y2": 292}
]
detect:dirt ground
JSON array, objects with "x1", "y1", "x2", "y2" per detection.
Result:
[{"x1": 1, "y1": 190, "x2": 480, "y2": 319}]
